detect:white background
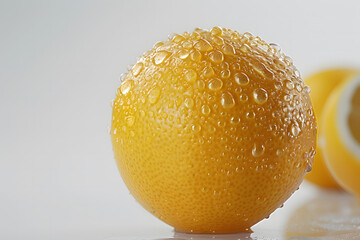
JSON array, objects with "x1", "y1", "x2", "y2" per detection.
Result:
[{"x1": 1, "y1": 1, "x2": 360, "y2": 239}]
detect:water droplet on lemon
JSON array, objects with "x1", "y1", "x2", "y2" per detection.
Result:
[
  {"x1": 185, "y1": 69, "x2": 197, "y2": 83},
  {"x1": 253, "y1": 88, "x2": 268, "y2": 104},
  {"x1": 234, "y1": 73, "x2": 250, "y2": 86},
  {"x1": 184, "y1": 97, "x2": 195, "y2": 109},
  {"x1": 222, "y1": 43, "x2": 236, "y2": 56},
  {"x1": 132, "y1": 62, "x2": 144, "y2": 77},
  {"x1": 178, "y1": 49, "x2": 190, "y2": 59},
  {"x1": 126, "y1": 116, "x2": 135, "y2": 127},
  {"x1": 221, "y1": 92, "x2": 235, "y2": 108},
  {"x1": 154, "y1": 51, "x2": 171, "y2": 65},
  {"x1": 194, "y1": 39, "x2": 213, "y2": 52},
  {"x1": 291, "y1": 125, "x2": 301, "y2": 137},
  {"x1": 209, "y1": 50, "x2": 224, "y2": 64},
  {"x1": 201, "y1": 105, "x2": 211, "y2": 115},
  {"x1": 239, "y1": 94, "x2": 248, "y2": 102},
  {"x1": 203, "y1": 67, "x2": 215, "y2": 78},
  {"x1": 208, "y1": 78, "x2": 223, "y2": 91},
  {"x1": 230, "y1": 117, "x2": 240, "y2": 124},
  {"x1": 148, "y1": 86, "x2": 161, "y2": 104},
  {"x1": 252, "y1": 144, "x2": 265, "y2": 157},
  {"x1": 120, "y1": 80, "x2": 134, "y2": 95},
  {"x1": 246, "y1": 111, "x2": 255, "y2": 119},
  {"x1": 192, "y1": 124, "x2": 201, "y2": 133},
  {"x1": 190, "y1": 49, "x2": 201, "y2": 62}
]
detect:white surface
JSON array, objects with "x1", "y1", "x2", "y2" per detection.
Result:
[{"x1": 1, "y1": 1, "x2": 360, "y2": 239}]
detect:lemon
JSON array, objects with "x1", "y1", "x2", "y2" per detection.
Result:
[
  {"x1": 321, "y1": 74, "x2": 360, "y2": 198},
  {"x1": 111, "y1": 27, "x2": 316, "y2": 233},
  {"x1": 305, "y1": 69, "x2": 358, "y2": 188}
]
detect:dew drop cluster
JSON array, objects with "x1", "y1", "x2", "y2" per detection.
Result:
[{"x1": 112, "y1": 27, "x2": 316, "y2": 175}]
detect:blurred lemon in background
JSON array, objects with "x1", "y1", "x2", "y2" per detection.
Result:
[
  {"x1": 305, "y1": 69, "x2": 358, "y2": 188},
  {"x1": 111, "y1": 27, "x2": 316, "y2": 233},
  {"x1": 321, "y1": 75, "x2": 360, "y2": 198}
]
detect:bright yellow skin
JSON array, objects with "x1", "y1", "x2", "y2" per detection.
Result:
[
  {"x1": 111, "y1": 27, "x2": 316, "y2": 233},
  {"x1": 305, "y1": 69, "x2": 358, "y2": 188},
  {"x1": 322, "y1": 78, "x2": 360, "y2": 199}
]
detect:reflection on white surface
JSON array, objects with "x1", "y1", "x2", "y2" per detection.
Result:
[
  {"x1": 105, "y1": 189, "x2": 360, "y2": 240},
  {"x1": 105, "y1": 232, "x2": 253, "y2": 240},
  {"x1": 285, "y1": 191, "x2": 360, "y2": 239}
]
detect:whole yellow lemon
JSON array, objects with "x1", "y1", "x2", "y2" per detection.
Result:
[{"x1": 111, "y1": 27, "x2": 316, "y2": 233}]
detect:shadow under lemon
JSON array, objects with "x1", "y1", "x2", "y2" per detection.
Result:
[{"x1": 285, "y1": 190, "x2": 360, "y2": 239}]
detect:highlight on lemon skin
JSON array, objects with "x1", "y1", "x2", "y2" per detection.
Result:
[
  {"x1": 111, "y1": 27, "x2": 316, "y2": 233},
  {"x1": 321, "y1": 75, "x2": 360, "y2": 198},
  {"x1": 304, "y1": 69, "x2": 359, "y2": 189}
]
